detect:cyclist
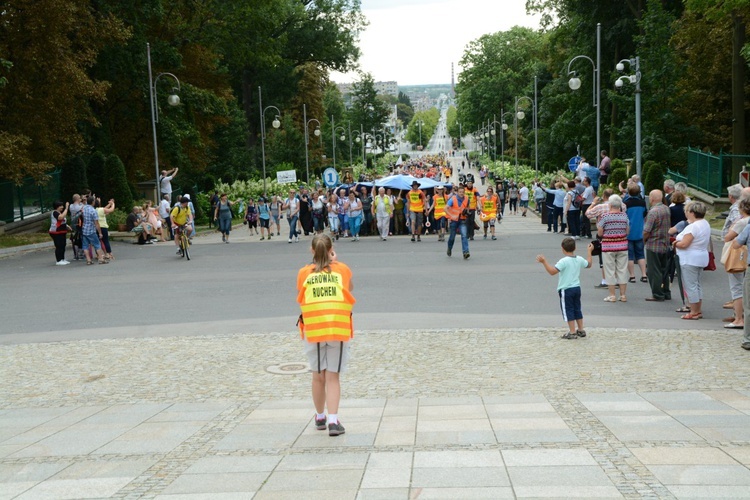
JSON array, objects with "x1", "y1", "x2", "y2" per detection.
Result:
[{"x1": 171, "y1": 196, "x2": 194, "y2": 254}]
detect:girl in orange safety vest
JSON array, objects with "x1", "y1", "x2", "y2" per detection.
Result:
[
  {"x1": 296, "y1": 233, "x2": 355, "y2": 436},
  {"x1": 479, "y1": 187, "x2": 500, "y2": 240}
]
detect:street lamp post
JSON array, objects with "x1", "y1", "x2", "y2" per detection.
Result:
[
  {"x1": 259, "y1": 86, "x2": 281, "y2": 195},
  {"x1": 615, "y1": 56, "x2": 642, "y2": 179},
  {"x1": 566, "y1": 23, "x2": 601, "y2": 170},
  {"x1": 514, "y1": 95, "x2": 536, "y2": 179},
  {"x1": 334, "y1": 124, "x2": 347, "y2": 168},
  {"x1": 303, "y1": 103, "x2": 321, "y2": 185},
  {"x1": 147, "y1": 42, "x2": 181, "y2": 201}
]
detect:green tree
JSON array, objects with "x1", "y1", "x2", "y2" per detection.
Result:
[
  {"x1": 347, "y1": 73, "x2": 391, "y2": 138},
  {"x1": 87, "y1": 152, "x2": 107, "y2": 196},
  {"x1": 0, "y1": 0, "x2": 128, "y2": 184}
]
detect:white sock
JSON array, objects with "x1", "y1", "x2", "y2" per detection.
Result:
[
  {"x1": 328, "y1": 413, "x2": 338, "y2": 424},
  {"x1": 316, "y1": 412, "x2": 326, "y2": 420}
]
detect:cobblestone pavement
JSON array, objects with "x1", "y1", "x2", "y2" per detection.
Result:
[{"x1": 2, "y1": 327, "x2": 750, "y2": 499}]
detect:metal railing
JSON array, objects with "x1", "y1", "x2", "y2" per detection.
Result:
[
  {"x1": 0, "y1": 171, "x2": 61, "y2": 223},
  {"x1": 668, "y1": 147, "x2": 750, "y2": 198}
]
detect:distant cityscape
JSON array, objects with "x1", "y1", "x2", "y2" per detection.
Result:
[{"x1": 335, "y1": 81, "x2": 453, "y2": 112}]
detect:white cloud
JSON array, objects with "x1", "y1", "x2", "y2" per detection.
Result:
[{"x1": 331, "y1": 0, "x2": 541, "y2": 86}]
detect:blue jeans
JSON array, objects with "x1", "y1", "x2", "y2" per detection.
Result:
[
  {"x1": 567, "y1": 209, "x2": 581, "y2": 237},
  {"x1": 219, "y1": 216, "x2": 232, "y2": 235},
  {"x1": 349, "y1": 214, "x2": 362, "y2": 237},
  {"x1": 448, "y1": 220, "x2": 469, "y2": 254},
  {"x1": 288, "y1": 215, "x2": 299, "y2": 240}
]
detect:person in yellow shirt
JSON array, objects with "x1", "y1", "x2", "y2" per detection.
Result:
[
  {"x1": 464, "y1": 179, "x2": 480, "y2": 240},
  {"x1": 428, "y1": 185, "x2": 449, "y2": 242},
  {"x1": 479, "y1": 187, "x2": 500, "y2": 240},
  {"x1": 406, "y1": 180, "x2": 426, "y2": 242},
  {"x1": 170, "y1": 196, "x2": 193, "y2": 253}
]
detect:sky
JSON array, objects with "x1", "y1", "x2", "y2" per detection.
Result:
[{"x1": 330, "y1": 0, "x2": 542, "y2": 86}]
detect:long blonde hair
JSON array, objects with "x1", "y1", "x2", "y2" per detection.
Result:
[{"x1": 311, "y1": 233, "x2": 333, "y2": 272}]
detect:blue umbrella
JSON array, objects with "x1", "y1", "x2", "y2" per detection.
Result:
[{"x1": 375, "y1": 175, "x2": 442, "y2": 191}]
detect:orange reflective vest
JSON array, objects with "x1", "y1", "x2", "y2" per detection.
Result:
[
  {"x1": 408, "y1": 189, "x2": 425, "y2": 213},
  {"x1": 445, "y1": 195, "x2": 469, "y2": 222},
  {"x1": 296, "y1": 261, "x2": 355, "y2": 343},
  {"x1": 465, "y1": 187, "x2": 479, "y2": 209},
  {"x1": 479, "y1": 194, "x2": 498, "y2": 221},
  {"x1": 433, "y1": 194, "x2": 447, "y2": 219}
]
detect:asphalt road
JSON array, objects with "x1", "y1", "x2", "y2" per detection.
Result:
[{"x1": 0, "y1": 174, "x2": 731, "y2": 344}]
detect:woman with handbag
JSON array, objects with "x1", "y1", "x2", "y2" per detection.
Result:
[
  {"x1": 673, "y1": 201, "x2": 711, "y2": 320},
  {"x1": 725, "y1": 198, "x2": 750, "y2": 328},
  {"x1": 49, "y1": 200, "x2": 71, "y2": 266}
]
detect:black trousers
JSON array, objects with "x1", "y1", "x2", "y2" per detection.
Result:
[
  {"x1": 646, "y1": 250, "x2": 672, "y2": 299},
  {"x1": 581, "y1": 204, "x2": 592, "y2": 238},
  {"x1": 50, "y1": 233, "x2": 67, "y2": 262}
]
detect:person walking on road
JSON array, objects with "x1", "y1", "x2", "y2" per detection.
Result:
[
  {"x1": 428, "y1": 185, "x2": 448, "y2": 242},
  {"x1": 215, "y1": 193, "x2": 239, "y2": 244},
  {"x1": 508, "y1": 182, "x2": 519, "y2": 215},
  {"x1": 283, "y1": 188, "x2": 301, "y2": 243},
  {"x1": 464, "y1": 179, "x2": 480, "y2": 240},
  {"x1": 479, "y1": 187, "x2": 499, "y2": 240},
  {"x1": 407, "y1": 180, "x2": 426, "y2": 242},
  {"x1": 519, "y1": 182, "x2": 530, "y2": 217},
  {"x1": 446, "y1": 186, "x2": 471, "y2": 259},
  {"x1": 372, "y1": 187, "x2": 393, "y2": 241},
  {"x1": 296, "y1": 233, "x2": 355, "y2": 437},
  {"x1": 346, "y1": 191, "x2": 363, "y2": 242}
]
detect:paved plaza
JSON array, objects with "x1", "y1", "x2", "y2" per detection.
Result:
[{"x1": 2, "y1": 165, "x2": 750, "y2": 498}]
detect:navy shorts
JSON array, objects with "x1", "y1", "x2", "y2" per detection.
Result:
[
  {"x1": 628, "y1": 239, "x2": 645, "y2": 261},
  {"x1": 559, "y1": 286, "x2": 583, "y2": 321}
]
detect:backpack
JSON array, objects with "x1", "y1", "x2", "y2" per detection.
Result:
[{"x1": 571, "y1": 191, "x2": 584, "y2": 210}]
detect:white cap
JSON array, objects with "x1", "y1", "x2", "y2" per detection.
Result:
[{"x1": 184, "y1": 194, "x2": 190, "y2": 200}]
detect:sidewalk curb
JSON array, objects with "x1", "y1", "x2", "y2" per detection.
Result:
[{"x1": 0, "y1": 240, "x2": 53, "y2": 258}]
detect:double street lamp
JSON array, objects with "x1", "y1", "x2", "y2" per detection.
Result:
[
  {"x1": 331, "y1": 116, "x2": 346, "y2": 170},
  {"x1": 615, "y1": 56, "x2": 642, "y2": 179},
  {"x1": 492, "y1": 110, "x2": 514, "y2": 178},
  {"x1": 147, "y1": 43, "x2": 181, "y2": 201},
  {"x1": 515, "y1": 90, "x2": 539, "y2": 178},
  {"x1": 303, "y1": 104, "x2": 321, "y2": 185},
  {"x1": 259, "y1": 86, "x2": 281, "y2": 195},
  {"x1": 567, "y1": 23, "x2": 601, "y2": 170}
]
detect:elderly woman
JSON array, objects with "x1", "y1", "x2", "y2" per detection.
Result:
[
  {"x1": 597, "y1": 194, "x2": 630, "y2": 302},
  {"x1": 674, "y1": 201, "x2": 711, "y2": 319},
  {"x1": 725, "y1": 198, "x2": 750, "y2": 328},
  {"x1": 346, "y1": 191, "x2": 363, "y2": 241}
]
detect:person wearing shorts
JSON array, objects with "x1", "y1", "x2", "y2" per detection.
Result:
[
  {"x1": 297, "y1": 234, "x2": 355, "y2": 436},
  {"x1": 407, "y1": 180, "x2": 426, "y2": 242},
  {"x1": 257, "y1": 197, "x2": 271, "y2": 240},
  {"x1": 519, "y1": 182, "x2": 529, "y2": 217}
]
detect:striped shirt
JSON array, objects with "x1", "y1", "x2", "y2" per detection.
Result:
[{"x1": 597, "y1": 212, "x2": 629, "y2": 252}]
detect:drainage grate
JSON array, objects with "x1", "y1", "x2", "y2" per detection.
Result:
[{"x1": 266, "y1": 362, "x2": 310, "y2": 375}]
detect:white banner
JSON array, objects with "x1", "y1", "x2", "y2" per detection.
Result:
[{"x1": 276, "y1": 170, "x2": 297, "y2": 184}]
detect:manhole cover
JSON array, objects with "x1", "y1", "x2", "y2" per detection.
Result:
[{"x1": 266, "y1": 362, "x2": 310, "y2": 375}]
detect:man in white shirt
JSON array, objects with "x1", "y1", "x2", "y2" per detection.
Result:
[
  {"x1": 160, "y1": 167, "x2": 178, "y2": 201},
  {"x1": 158, "y1": 194, "x2": 172, "y2": 240},
  {"x1": 519, "y1": 183, "x2": 530, "y2": 217}
]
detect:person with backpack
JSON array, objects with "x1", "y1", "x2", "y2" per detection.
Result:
[
  {"x1": 257, "y1": 197, "x2": 272, "y2": 240},
  {"x1": 563, "y1": 181, "x2": 582, "y2": 239},
  {"x1": 244, "y1": 198, "x2": 259, "y2": 237},
  {"x1": 214, "y1": 193, "x2": 238, "y2": 244}
]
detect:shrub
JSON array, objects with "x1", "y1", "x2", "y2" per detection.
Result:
[
  {"x1": 106, "y1": 208, "x2": 129, "y2": 229},
  {"x1": 104, "y1": 154, "x2": 134, "y2": 210},
  {"x1": 87, "y1": 152, "x2": 106, "y2": 195},
  {"x1": 643, "y1": 161, "x2": 665, "y2": 193},
  {"x1": 61, "y1": 156, "x2": 88, "y2": 201},
  {"x1": 609, "y1": 167, "x2": 628, "y2": 188}
]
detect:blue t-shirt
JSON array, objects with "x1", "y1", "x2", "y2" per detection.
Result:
[
  {"x1": 624, "y1": 196, "x2": 647, "y2": 240},
  {"x1": 555, "y1": 255, "x2": 589, "y2": 291},
  {"x1": 583, "y1": 165, "x2": 601, "y2": 185},
  {"x1": 258, "y1": 203, "x2": 270, "y2": 220}
]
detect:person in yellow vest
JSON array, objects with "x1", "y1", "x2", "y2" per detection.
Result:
[
  {"x1": 464, "y1": 179, "x2": 480, "y2": 241},
  {"x1": 428, "y1": 185, "x2": 448, "y2": 242},
  {"x1": 296, "y1": 234, "x2": 355, "y2": 437},
  {"x1": 479, "y1": 186, "x2": 500, "y2": 241},
  {"x1": 407, "y1": 180, "x2": 426, "y2": 242},
  {"x1": 445, "y1": 186, "x2": 471, "y2": 259}
]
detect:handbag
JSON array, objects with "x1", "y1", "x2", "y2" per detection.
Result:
[
  {"x1": 591, "y1": 239, "x2": 602, "y2": 256},
  {"x1": 704, "y1": 239, "x2": 716, "y2": 271},
  {"x1": 725, "y1": 244, "x2": 748, "y2": 273}
]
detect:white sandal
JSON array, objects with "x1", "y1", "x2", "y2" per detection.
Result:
[{"x1": 603, "y1": 296, "x2": 617, "y2": 302}]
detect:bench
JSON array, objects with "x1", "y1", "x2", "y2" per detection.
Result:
[{"x1": 107, "y1": 231, "x2": 141, "y2": 243}]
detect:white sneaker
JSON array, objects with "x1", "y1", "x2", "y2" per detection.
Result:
[
  {"x1": 56, "y1": 261, "x2": 69, "y2": 266},
  {"x1": 61, "y1": 260, "x2": 70, "y2": 264},
  {"x1": 288, "y1": 238, "x2": 292, "y2": 243},
  {"x1": 295, "y1": 236, "x2": 299, "y2": 243}
]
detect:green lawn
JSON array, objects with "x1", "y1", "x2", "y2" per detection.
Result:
[{"x1": 0, "y1": 233, "x2": 51, "y2": 249}]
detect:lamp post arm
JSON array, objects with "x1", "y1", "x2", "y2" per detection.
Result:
[
  {"x1": 152, "y1": 73, "x2": 181, "y2": 124},
  {"x1": 567, "y1": 55, "x2": 598, "y2": 107},
  {"x1": 262, "y1": 106, "x2": 282, "y2": 139}
]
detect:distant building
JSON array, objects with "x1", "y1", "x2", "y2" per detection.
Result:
[{"x1": 336, "y1": 81, "x2": 399, "y2": 99}]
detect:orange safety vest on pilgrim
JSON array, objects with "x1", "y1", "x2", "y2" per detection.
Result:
[
  {"x1": 445, "y1": 195, "x2": 469, "y2": 222},
  {"x1": 296, "y1": 261, "x2": 355, "y2": 343},
  {"x1": 408, "y1": 189, "x2": 425, "y2": 213},
  {"x1": 433, "y1": 194, "x2": 447, "y2": 219},
  {"x1": 479, "y1": 194, "x2": 498, "y2": 221}
]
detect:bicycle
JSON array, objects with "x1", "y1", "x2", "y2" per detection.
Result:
[{"x1": 176, "y1": 224, "x2": 191, "y2": 260}]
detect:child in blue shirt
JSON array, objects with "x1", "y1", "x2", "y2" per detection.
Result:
[{"x1": 537, "y1": 237, "x2": 594, "y2": 339}]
